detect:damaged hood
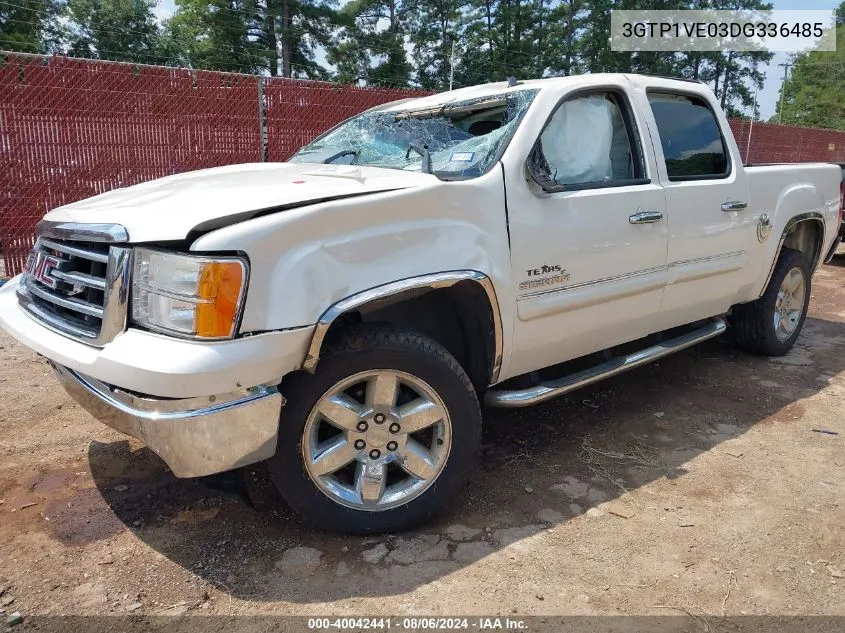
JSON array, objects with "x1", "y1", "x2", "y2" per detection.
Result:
[{"x1": 42, "y1": 163, "x2": 436, "y2": 243}]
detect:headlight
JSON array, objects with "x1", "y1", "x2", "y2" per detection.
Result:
[{"x1": 131, "y1": 248, "x2": 247, "y2": 339}]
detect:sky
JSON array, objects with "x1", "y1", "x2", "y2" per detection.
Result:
[{"x1": 152, "y1": 0, "x2": 840, "y2": 121}]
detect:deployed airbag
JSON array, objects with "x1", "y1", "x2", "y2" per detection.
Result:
[{"x1": 541, "y1": 95, "x2": 614, "y2": 185}]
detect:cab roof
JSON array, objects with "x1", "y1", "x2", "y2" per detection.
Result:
[{"x1": 372, "y1": 73, "x2": 711, "y2": 114}]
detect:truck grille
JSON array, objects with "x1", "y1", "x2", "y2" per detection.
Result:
[{"x1": 16, "y1": 226, "x2": 131, "y2": 347}]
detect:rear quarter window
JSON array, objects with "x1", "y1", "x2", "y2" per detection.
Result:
[{"x1": 647, "y1": 92, "x2": 729, "y2": 181}]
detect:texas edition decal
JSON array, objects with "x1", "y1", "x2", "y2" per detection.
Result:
[{"x1": 519, "y1": 264, "x2": 571, "y2": 291}]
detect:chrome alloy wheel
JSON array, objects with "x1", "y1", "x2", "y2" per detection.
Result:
[
  {"x1": 302, "y1": 370, "x2": 452, "y2": 511},
  {"x1": 773, "y1": 266, "x2": 806, "y2": 342}
]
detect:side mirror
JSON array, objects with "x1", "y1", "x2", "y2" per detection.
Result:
[{"x1": 526, "y1": 141, "x2": 565, "y2": 193}]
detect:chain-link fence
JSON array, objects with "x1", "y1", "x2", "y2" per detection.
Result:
[
  {"x1": 2, "y1": 51, "x2": 845, "y2": 277},
  {"x1": 0, "y1": 52, "x2": 426, "y2": 275}
]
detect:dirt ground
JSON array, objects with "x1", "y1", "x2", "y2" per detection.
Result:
[{"x1": 1, "y1": 258, "x2": 845, "y2": 628}]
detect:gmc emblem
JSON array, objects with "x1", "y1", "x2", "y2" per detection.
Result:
[{"x1": 24, "y1": 251, "x2": 62, "y2": 289}]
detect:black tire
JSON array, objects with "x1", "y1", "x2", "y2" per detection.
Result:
[
  {"x1": 732, "y1": 247, "x2": 810, "y2": 356},
  {"x1": 267, "y1": 324, "x2": 482, "y2": 534}
]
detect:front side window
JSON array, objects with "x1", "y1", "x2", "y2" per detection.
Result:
[
  {"x1": 290, "y1": 90, "x2": 538, "y2": 180},
  {"x1": 528, "y1": 91, "x2": 644, "y2": 190},
  {"x1": 647, "y1": 92, "x2": 729, "y2": 181}
]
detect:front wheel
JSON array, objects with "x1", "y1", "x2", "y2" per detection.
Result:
[
  {"x1": 267, "y1": 324, "x2": 482, "y2": 534},
  {"x1": 732, "y1": 247, "x2": 810, "y2": 356}
]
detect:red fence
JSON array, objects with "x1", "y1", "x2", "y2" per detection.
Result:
[
  {"x1": 730, "y1": 119, "x2": 845, "y2": 165},
  {"x1": 2, "y1": 52, "x2": 844, "y2": 276},
  {"x1": 0, "y1": 55, "x2": 264, "y2": 275},
  {"x1": 0, "y1": 53, "x2": 425, "y2": 275}
]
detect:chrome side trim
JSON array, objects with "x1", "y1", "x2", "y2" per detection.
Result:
[
  {"x1": 666, "y1": 251, "x2": 748, "y2": 286},
  {"x1": 759, "y1": 212, "x2": 825, "y2": 298},
  {"x1": 303, "y1": 271, "x2": 504, "y2": 384},
  {"x1": 51, "y1": 362, "x2": 283, "y2": 478},
  {"x1": 37, "y1": 221, "x2": 129, "y2": 243},
  {"x1": 669, "y1": 250, "x2": 747, "y2": 269},
  {"x1": 485, "y1": 317, "x2": 727, "y2": 408},
  {"x1": 517, "y1": 252, "x2": 750, "y2": 304}
]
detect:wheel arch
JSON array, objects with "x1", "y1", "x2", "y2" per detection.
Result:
[
  {"x1": 302, "y1": 271, "x2": 503, "y2": 389},
  {"x1": 759, "y1": 212, "x2": 825, "y2": 298}
]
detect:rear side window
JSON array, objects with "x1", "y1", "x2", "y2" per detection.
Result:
[{"x1": 647, "y1": 92, "x2": 729, "y2": 181}]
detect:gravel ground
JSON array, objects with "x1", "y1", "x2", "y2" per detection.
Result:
[{"x1": 1, "y1": 258, "x2": 845, "y2": 628}]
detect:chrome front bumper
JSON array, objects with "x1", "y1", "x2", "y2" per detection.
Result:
[{"x1": 52, "y1": 363, "x2": 283, "y2": 477}]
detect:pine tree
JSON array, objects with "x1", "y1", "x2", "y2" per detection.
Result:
[
  {"x1": 326, "y1": 0, "x2": 413, "y2": 86},
  {"x1": 266, "y1": 0, "x2": 337, "y2": 78},
  {"x1": 160, "y1": 0, "x2": 266, "y2": 72},
  {"x1": 409, "y1": 0, "x2": 464, "y2": 89}
]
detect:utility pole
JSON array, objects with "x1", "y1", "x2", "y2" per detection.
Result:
[
  {"x1": 449, "y1": 40, "x2": 455, "y2": 91},
  {"x1": 777, "y1": 62, "x2": 792, "y2": 124},
  {"x1": 745, "y1": 83, "x2": 759, "y2": 164}
]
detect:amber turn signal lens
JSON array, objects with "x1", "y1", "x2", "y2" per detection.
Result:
[{"x1": 195, "y1": 261, "x2": 244, "y2": 338}]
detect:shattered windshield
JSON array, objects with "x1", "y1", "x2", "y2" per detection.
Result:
[{"x1": 290, "y1": 89, "x2": 538, "y2": 179}]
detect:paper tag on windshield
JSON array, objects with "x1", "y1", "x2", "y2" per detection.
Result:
[{"x1": 449, "y1": 152, "x2": 475, "y2": 162}]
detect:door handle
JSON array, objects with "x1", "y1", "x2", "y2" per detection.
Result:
[
  {"x1": 721, "y1": 200, "x2": 748, "y2": 212},
  {"x1": 629, "y1": 211, "x2": 663, "y2": 224}
]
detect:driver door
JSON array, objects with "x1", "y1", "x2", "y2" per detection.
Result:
[{"x1": 504, "y1": 85, "x2": 669, "y2": 378}]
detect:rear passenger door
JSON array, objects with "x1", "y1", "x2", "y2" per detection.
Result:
[{"x1": 642, "y1": 89, "x2": 752, "y2": 325}]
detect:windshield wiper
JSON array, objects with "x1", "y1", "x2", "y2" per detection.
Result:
[
  {"x1": 324, "y1": 149, "x2": 359, "y2": 164},
  {"x1": 406, "y1": 143, "x2": 432, "y2": 174}
]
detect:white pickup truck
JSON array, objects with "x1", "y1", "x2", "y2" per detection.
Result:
[{"x1": 1, "y1": 74, "x2": 842, "y2": 534}]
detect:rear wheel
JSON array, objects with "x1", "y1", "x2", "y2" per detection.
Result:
[
  {"x1": 732, "y1": 247, "x2": 810, "y2": 356},
  {"x1": 267, "y1": 324, "x2": 482, "y2": 534}
]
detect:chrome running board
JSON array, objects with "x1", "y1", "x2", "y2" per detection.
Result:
[{"x1": 485, "y1": 317, "x2": 727, "y2": 408}]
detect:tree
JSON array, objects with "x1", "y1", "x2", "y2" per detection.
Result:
[
  {"x1": 711, "y1": 50, "x2": 770, "y2": 116},
  {"x1": 453, "y1": 0, "x2": 552, "y2": 86},
  {"x1": 700, "y1": 0, "x2": 773, "y2": 116},
  {"x1": 63, "y1": 0, "x2": 161, "y2": 62},
  {"x1": 160, "y1": 0, "x2": 269, "y2": 73},
  {"x1": 452, "y1": 0, "x2": 499, "y2": 86},
  {"x1": 161, "y1": 0, "x2": 336, "y2": 77},
  {"x1": 263, "y1": 0, "x2": 337, "y2": 78},
  {"x1": 409, "y1": 0, "x2": 464, "y2": 90},
  {"x1": 1, "y1": 0, "x2": 63, "y2": 53},
  {"x1": 326, "y1": 0, "x2": 413, "y2": 86},
  {"x1": 774, "y1": 22, "x2": 845, "y2": 130},
  {"x1": 544, "y1": 0, "x2": 587, "y2": 76}
]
